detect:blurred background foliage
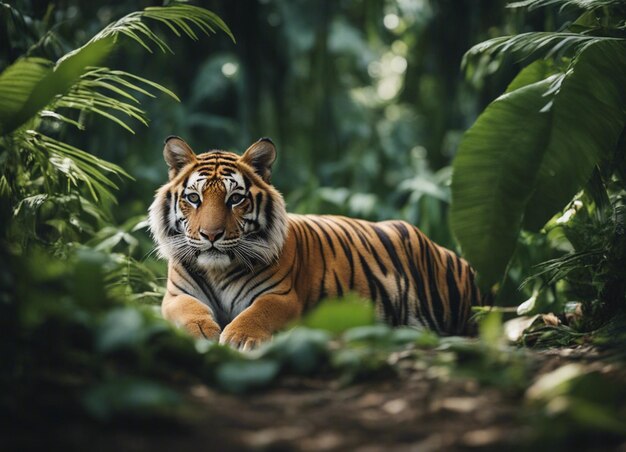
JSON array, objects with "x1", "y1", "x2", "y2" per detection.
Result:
[
  {"x1": 3, "y1": 0, "x2": 554, "y2": 239},
  {"x1": 2, "y1": 0, "x2": 566, "y2": 307}
]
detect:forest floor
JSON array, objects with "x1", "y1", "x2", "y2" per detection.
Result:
[{"x1": 49, "y1": 345, "x2": 625, "y2": 452}]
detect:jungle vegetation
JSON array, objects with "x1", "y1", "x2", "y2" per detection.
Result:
[{"x1": 1, "y1": 0, "x2": 625, "y2": 450}]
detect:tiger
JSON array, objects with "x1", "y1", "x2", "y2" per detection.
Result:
[{"x1": 149, "y1": 136, "x2": 483, "y2": 350}]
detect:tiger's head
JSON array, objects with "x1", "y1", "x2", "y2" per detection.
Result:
[{"x1": 148, "y1": 136, "x2": 288, "y2": 271}]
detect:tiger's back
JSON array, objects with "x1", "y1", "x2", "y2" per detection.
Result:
[{"x1": 283, "y1": 214, "x2": 482, "y2": 335}]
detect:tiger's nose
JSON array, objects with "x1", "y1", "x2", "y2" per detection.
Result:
[{"x1": 199, "y1": 228, "x2": 224, "y2": 242}]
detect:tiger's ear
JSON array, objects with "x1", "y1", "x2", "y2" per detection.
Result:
[
  {"x1": 241, "y1": 137, "x2": 276, "y2": 183},
  {"x1": 163, "y1": 136, "x2": 196, "y2": 180}
]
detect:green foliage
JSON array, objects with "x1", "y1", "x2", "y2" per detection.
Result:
[
  {"x1": 0, "y1": 4, "x2": 230, "y2": 136},
  {"x1": 452, "y1": 2, "x2": 626, "y2": 295},
  {"x1": 508, "y1": 0, "x2": 626, "y2": 11},
  {"x1": 83, "y1": 378, "x2": 183, "y2": 422},
  {"x1": 526, "y1": 363, "x2": 626, "y2": 443},
  {"x1": 524, "y1": 191, "x2": 626, "y2": 328},
  {"x1": 0, "y1": 0, "x2": 232, "y2": 428},
  {"x1": 3, "y1": 2, "x2": 626, "y2": 447},
  {"x1": 3, "y1": 247, "x2": 198, "y2": 422},
  {"x1": 298, "y1": 293, "x2": 377, "y2": 334},
  {"x1": 451, "y1": 76, "x2": 555, "y2": 285}
]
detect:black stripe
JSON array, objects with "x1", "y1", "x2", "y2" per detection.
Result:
[
  {"x1": 333, "y1": 271, "x2": 343, "y2": 298},
  {"x1": 162, "y1": 191, "x2": 175, "y2": 236},
  {"x1": 309, "y1": 218, "x2": 336, "y2": 257},
  {"x1": 221, "y1": 265, "x2": 248, "y2": 289},
  {"x1": 344, "y1": 220, "x2": 370, "y2": 249},
  {"x1": 358, "y1": 252, "x2": 378, "y2": 309},
  {"x1": 173, "y1": 266, "x2": 197, "y2": 291},
  {"x1": 214, "y1": 161, "x2": 238, "y2": 170},
  {"x1": 293, "y1": 221, "x2": 311, "y2": 284},
  {"x1": 404, "y1": 232, "x2": 438, "y2": 331},
  {"x1": 231, "y1": 268, "x2": 267, "y2": 303},
  {"x1": 372, "y1": 224, "x2": 406, "y2": 279},
  {"x1": 246, "y1": 263, "x2": 294, "y2": 307},
  {"x1": 302, "y1": 220, "x2": 327, "y2": 299},
  {"x1": 446, "y1": 255, "x2": 462, "y2": 333},
  {"x1": 324, "y1": 219, "x2": 356, "y2": 290},
  {"x1": 198, "y1": 152, "x2": 238, "y2": 161},
  {"x1": 171, "y1": 279, "x2": 190, "y2": 295},
  {"x1": 358, "y1": 252, "x2": 397, "y2": 325},
  {"x1": 353, "y1": 221, "x2": 378, "y2": 255},
  {"x1": 328, "y1": 217, "x2": 358, "y2": 246},
  {"x1": 264, "y1": 193, "x2": 274, "y2": 232},
  {"x1": 346, "y1": 221, "x2": 388, "y2": 275},
  {"x1": 422, "y1": 242, "x2": 445, "y2": 331},
  {"x1": 254, "y1": 192, "x2": 263, "y2": 220},
  {"x1": 242, "y1": 175, "x2": 252, "y2": 190},
  {"x1": 392, "y1": 221, "x2": 410, "y2": 240},
  {"x1": 237, "y1": 270, "x2": 277, "y2": 304},
  {"x1": 181, "y1": 262, "x2": 228, "y2": 328},
  {"x1": 215, "y1": 154, "x2": 239, "y2": 162}
]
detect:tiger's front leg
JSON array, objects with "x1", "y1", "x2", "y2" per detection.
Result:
[
  {"x1": 220, "y1": 292, "x2": 302, "y2": 351},
  {"x1": 162, "y1": 293, "x2": 222, "y2": 340}
]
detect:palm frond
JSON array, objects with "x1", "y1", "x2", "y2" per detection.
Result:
[
  {"x1": 0, "y1": 4, "x2": 232, "y2": 135},
  {"x1": 43, "y1": 67, "x2": 180, "y2": 133},
  {"x1": 0, "y1": 39, "x2": 114, "y2": 135},
  {"x1": 0, "y1": 57, "x2": 52, "y2": 132},
  {"x1": 19, "y1": 131, "x2": 131, "y2": 203},
  {"x1": 76, "y1": 4, "x2": 234, "y2": 58},
  {"x1": 463, "y1": 32, "x2": 621, "y2": 69},
  {"x1": 508, "y1": 0, "x2": 626, "y2": 11}
]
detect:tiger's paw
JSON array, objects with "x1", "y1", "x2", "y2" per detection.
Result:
[
  {"x1": 219, "y1": 324, "x2": 271, "y2": 351},
  {"x1": 183, "y1": 317, "x2": 221, "y2": 340}
]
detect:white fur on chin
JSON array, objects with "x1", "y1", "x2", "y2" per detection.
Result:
[{"x1": 196, "y1": 252, "x2": 232, "y2": 270}]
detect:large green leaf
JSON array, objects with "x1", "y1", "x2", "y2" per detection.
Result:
[
  {"x1": 451, "y1": 76, "x2": 556, "y2": 287},
  {"x1": 29, "y1": 39, "x2": 115, "y2": 133},
  {"x1": 452, "y1": 40, "x2": 626, "y2": 287},
  {"x1": 523, "y1": 40, "x2": 626, "y2": 230},
  {"x1": 0, "y1": 39, "x2": 114, "y2": 135},
  {"x1": 0, "y1": 58, "x2": 52, "y2": 132},
  {"x1": 505, "y1": 60, "x2": 557, "y2": 93}
]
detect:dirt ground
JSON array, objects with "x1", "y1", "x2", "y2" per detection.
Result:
[
  {"x1": 29, "y1": 347, "x2": 617, "y2": 452},
  {"x1": 50, "y1": 349, "x2": 626, "y2": 452}
]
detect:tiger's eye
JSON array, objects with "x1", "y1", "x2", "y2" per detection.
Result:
[
  {"x1": 186, "y1": 192, "x2": 200, "y2": 204},
  {"x1": 229, "y1": 193, "x2": 244, "y2": 205}
]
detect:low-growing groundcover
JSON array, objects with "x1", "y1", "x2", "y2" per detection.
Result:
[{"x1": 4, "y1": 249, "x2": 626, "y2": 450}]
